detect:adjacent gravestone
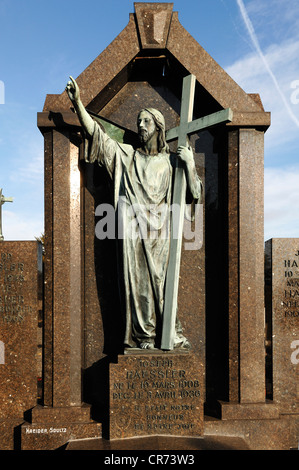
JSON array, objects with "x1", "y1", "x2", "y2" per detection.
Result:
[
  {"x1": 0, "y1": 241, "x2": 42, "y2": 450},
  {"x1": 265, "y1": 238, "x2": 299, "y2": 413}
]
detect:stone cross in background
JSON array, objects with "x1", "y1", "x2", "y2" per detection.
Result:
[{"x1": 0, "y1": 188, "x2": 13, "y2": 241}]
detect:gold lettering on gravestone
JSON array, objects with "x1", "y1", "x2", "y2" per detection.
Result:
[
  {"x1": 283, "y1": 250, "x2": 299, "y2": 319},
  {"x1": 0, "y1": 252, "x2": 32, "y2": 323},
  {"x1": 110, "y1": 356, "x2": 203, "y2": 436}
]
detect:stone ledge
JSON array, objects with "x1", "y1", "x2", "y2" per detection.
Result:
[
  {"x1": 29, "y1": 404, "x2": 93, "y2": 424},
  {"x1": 65, "y1": 434, "x2": 249, "y2": 450},
  {"x1": 21, "y1": 421, "x2": 101, "y2": 451},
  {"x1": 204, "y1": 414, "x2": 292, "y2": 450},
  {"x1": 219, "y1": 401, "x2": 280, "y2": 420}
]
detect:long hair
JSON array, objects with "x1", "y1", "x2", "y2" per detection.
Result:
[{"x1": 140, "y1": 108, "x2": 170, "y2": 154}]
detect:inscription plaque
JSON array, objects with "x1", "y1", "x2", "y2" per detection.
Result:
[
  {"x1": 109, "y1": 353, "x2": 204, "y2": 439},
  {"x1": 265, "y1": 238, "x2": 299, "y2": 413}
]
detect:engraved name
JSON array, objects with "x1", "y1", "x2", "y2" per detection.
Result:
[{"x1": 282, "y1": 252, "x2": 299, "y2": 320}]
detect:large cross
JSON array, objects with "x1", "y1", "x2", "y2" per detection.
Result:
[
  {"x1": 0, "y1": 188, "x2": 13, "y2": 241},
  {"x1": 161, "y1": 74, "x2": 233, "y2": 350}
]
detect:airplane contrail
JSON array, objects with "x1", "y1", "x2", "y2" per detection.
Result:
[{"x1": 236, "y1": 0, "x2": 299, "y2": 128}]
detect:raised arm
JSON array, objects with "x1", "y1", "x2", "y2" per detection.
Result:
[{"x1": 66, "y1": 76, "x2": 95, "y2": 138}]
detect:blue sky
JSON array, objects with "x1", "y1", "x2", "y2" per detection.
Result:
[{"x1": 0, "y1": 0, "x2": 298, "y2": 241}]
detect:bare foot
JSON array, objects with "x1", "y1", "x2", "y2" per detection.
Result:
[{"x1": 140, "y1": 342, "x2": 155, "y2": 349}]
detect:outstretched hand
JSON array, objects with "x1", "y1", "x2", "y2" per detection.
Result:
[{"x1": 65, "y1": 76, "x2": 80, "y2": 103}]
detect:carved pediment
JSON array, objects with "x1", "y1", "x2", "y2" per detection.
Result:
[{"x1": 40, "y1": 2, "x2": 270, "y2": 130}]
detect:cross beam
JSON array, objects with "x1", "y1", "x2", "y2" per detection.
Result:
[
  {"x1": 161, "y1": 74, "x2": 233, "y2": 350},
  {"x1": 0, "y1": 188, "x2": 13, "y2": 241}
]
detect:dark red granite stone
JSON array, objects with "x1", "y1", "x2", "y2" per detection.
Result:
[{"x1": 0, "y1": 241, "x2": 42, "y2": 449}]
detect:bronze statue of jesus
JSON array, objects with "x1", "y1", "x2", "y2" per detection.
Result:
[{"x1": 66, "y1": 77, "x2": 202, "y2": 350}]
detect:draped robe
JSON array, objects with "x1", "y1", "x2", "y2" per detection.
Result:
[{"x1": 85, "y1": 120, "x2": 201, "y2": 349}]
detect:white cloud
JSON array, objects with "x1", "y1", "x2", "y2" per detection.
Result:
[
  {"x1": 264, "y1": 166, "x2": 299, "y2": 240},
  {"x1": 11, "y1": 150, "x2": 44, "y2": 185},
  {"x1": 227, "y1": 1, "x2": 299, "y2": 159},
  {"x1": 2, "y1": 130, "x2": 45, "y2": 241},
  {"x1": 225, "y1": 38, "x2": 299, "y2": 154},
  {"x1": 246, "y1": 0, "x2": 299, "y2": 38},
  {"x1": 2, "y1": 209, "x2": 43, "y2": 241},
  {"x1": 9, "y1": 128, "x2": 44, "y2": 185},
  {"x1": 227, "y1": 1, "x2": 299, "y2": 241}
]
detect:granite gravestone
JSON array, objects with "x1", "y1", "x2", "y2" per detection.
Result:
[
  {"x1": 24, "y1": 2, "x2": 297, "y2": 450},
  {"x1": 0, "y1": 242, "x2": 42, "y2": 450},
  {"x1": 109, "y1": 354, "x2": 204, "y2": 439},
  {"x1": 265, "y1": 239, "x2": 299, "y2": 413}
]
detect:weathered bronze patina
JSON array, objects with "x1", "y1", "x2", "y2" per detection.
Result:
[{"x1": 66, "y1": 76, "x2": 202, "y2": 351}]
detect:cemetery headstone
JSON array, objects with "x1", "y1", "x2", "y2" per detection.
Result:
[
  {"x1": 13, "y1": 2, "x2": 298, "y2": 450},
  {"x1": 109, "y1": 353, "x2": 204, "y2": 439},
  {"x1": 0, "y1": 241, "x2": 42, "y2": 450},
  {"x1": 265, "y1": 239, "x2": 299, "y2": 413}
]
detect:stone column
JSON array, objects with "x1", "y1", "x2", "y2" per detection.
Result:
[
  {"x1": 43, "y1": 129, "x2": 82, "y2": 407},
  {"x1": 239, "y1": 128, "x2": 265, "y2": 403},
  {"x1": 226, "y1": 128, "x2": 267, "y2": 409},
  {"x1": 227, "y1": 129, "x2": 240, "y2": 403},
  {"x1": 21, "y1": 127, "x2": 101, "y2": 450}
]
